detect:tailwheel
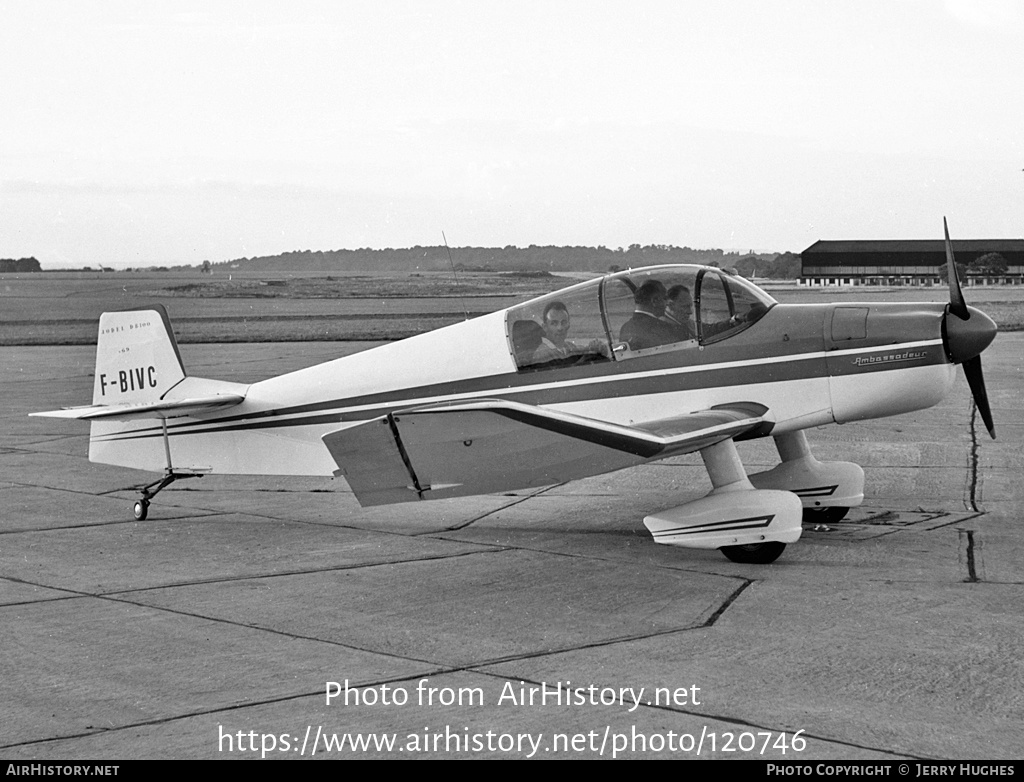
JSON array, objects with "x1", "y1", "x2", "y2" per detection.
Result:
[
  {"x1": 802, "y1": 506, "x2": 849, "y2": 524},
  {"x1": 130, "y1": 471, "x2": 201, "y2": 521},
  {"x1": 720, "y1": 541, "x2": 786, "y2": 564}
]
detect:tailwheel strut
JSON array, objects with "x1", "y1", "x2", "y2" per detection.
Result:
[
  {"x1": 131, "y1": 419, "x2": 202, "y2": 520},
  {"x1": 133, "y1": 470, "x2": 202, "y2": 520}
]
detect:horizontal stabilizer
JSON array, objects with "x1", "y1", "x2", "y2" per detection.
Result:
[
  {"x1": 31, "y1": 392, "x2": 245, "y2": 421},
  {"x1": 34, "y1": 373, "x2": 248, "y2": 421}
]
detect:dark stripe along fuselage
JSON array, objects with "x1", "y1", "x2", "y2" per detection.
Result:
[{"x1": 96, "y1": 301, "x2": 951, "y2": 443}]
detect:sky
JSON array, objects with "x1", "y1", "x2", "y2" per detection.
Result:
[{"x1": 2, "y1": 0, "x2": 1023, "y2": 268}]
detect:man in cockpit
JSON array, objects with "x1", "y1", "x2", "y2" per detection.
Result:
[
  {"x1": 663, "y1": 284, "x2": 697, "y2": 341},
  {"x1": 619, "y1": 280, "x2": 681, "y2": 350},
  {"x1": 531, "y1": 301, "x2": 604, "y2": 363}
]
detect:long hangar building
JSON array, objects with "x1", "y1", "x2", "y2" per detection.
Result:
[{"x1": 800, "y1": 239, "x2": 1024, "y2": 286}]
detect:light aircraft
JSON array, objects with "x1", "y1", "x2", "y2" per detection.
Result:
[{"x1": 33, "y1": 221, "x2": 996, "y2": 564}]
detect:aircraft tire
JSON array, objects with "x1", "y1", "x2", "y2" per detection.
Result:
[
  {"x1": 802, "y1": 506, "x2": 849, "y2": 524},
  {"x1": 133, "y1": 500, "x2": 149, "y2": 521},
  {"x1": 720, "y1": 541, "x2": 786, "y2": 564}
]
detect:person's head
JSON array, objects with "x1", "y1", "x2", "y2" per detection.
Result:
[
  {"x1": 541, "y1": 301, "x2": 570, "y2": 346},
  {"x1": 512, "y1": 319, "x2": 544, "y2": 355},
  {"x1": 634, "y1": 280, "x2": 667, "y2": 316},
  {"x1": 666, "y1": 284, "x2": 693, "y2": 322}
]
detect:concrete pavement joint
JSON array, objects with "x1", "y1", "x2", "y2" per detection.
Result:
[
  {"x1": 0, "y1": 548, "x2": 511, "y2": 610},
  {"x1": 919, "y1": 512, "x2": 984, "y2": 531},
  {"x1": 0, "y1": 576, "x2": 87, "y2": 606},
  {"x1": 0, "y1": 511, "x2": 232, "y2": 535},
  {"x1": 0, "y1": 671, "x2": 458, "y2": 753},
  {"x1": 0, "y1": 484, "x2": 527, "y2": 542},
  {"x1": 84, "y1": 590, "x2": 460, "y2": 667},
  {"x1": 704, "y1": 580, "x2": 753, "y2": 625},
  {"x1": 467, "y1": 669, "x2": 926, "y2": 761},
  {"x1": 100, "y1": 547, "x2": 512, "y2": 596},
  {"x1": 435, "y1": 582, "x2": 759, "y2": 670},
  {"x1": 87, "y1": 584, "x2": 756, "y2": 696},
  {"x1": 433, "y1": 529, "x2": 763, "y2": 583},
  {"x1": 432, "y1": 484, "x2": 564, "y2": 533}
]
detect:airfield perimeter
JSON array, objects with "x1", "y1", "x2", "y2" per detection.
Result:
[{"x1": 2, "y1": 272, "x2": 1022, "y2": 759}]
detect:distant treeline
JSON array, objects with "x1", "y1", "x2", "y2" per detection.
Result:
[
  {"x1": 211, "y1": 245, "x2": 802, "y2": 278},
  {"x1": 0, "y1": 257, "x2": 41, "y2": 273}
]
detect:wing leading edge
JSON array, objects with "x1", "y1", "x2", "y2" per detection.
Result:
[{"x1": 323, "y1": 398, "x2": 771, "y2": 506}]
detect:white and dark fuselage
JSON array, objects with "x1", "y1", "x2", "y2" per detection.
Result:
[
  {"x1": 86, "y1": 268, "x2": 956, "y2": 490},
  {"x1": 35, "y1": 246, "x2": 996, "y2": 560}
]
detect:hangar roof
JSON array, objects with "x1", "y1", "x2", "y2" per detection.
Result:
[{"x1": 803, "y1": 239, "x2": 1024, "y2": 254}]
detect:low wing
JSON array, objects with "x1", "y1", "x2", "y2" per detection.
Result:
[{"x1": 322, "y1": 398, "x2": 770, "y2": 506}]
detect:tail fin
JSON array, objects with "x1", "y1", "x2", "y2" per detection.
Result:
[
  {"x1": 93, "y1": 305, "x2": 186, "y2": 405},
  {"x1": 33, "y1": 305, "x2": 245, "y2": 422}
]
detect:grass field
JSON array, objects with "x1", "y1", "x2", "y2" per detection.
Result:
[{"x1": 2, "y1": 269, "x2": 1022, "y2": 345}]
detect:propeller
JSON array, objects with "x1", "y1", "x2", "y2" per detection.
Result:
[{"x1": 942, "y1": 218, "x2": 997, "y2": 438}]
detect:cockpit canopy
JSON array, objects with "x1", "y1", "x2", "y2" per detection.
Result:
[{"x1": 506, "y1": 265, "x2": 776, "y2": 372}]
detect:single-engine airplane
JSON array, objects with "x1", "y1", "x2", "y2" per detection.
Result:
[{"x1": 33, "y1": 221, "x2": 997, "y2": 564}]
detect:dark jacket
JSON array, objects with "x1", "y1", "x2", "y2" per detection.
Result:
[{"x1": 619, "y1": 312, "x2": 682, "y2": 350}]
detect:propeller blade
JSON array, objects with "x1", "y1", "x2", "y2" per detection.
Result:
[
  {"x1": 963, "y1": 356, "x2": 995, "y2": 439},
  {"x1": 945, "y1": 217, "x2": 970, "y2": 320}
]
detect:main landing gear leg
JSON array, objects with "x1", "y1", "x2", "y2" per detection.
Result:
[
  {"x1": 643, "y1": 438, "x2": 803, "y2": 564},
  {"x1": 131, "y1": 418, "x2": 202, "y2": 520},
  {"x1": 747, "y1": 430, "x2": 865, "y2": 524}
]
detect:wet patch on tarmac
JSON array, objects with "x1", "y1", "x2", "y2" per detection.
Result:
[{"x1": 803, "y1": 508, "x2": 983, "y2": 540}]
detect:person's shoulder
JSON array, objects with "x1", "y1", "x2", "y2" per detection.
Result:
[
  {"x1": 624, "y1": 312, "x2": 653, "y2": 326},
  {"x1": 531, "y1": 344, "x2": 559, "y2": 362}
]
